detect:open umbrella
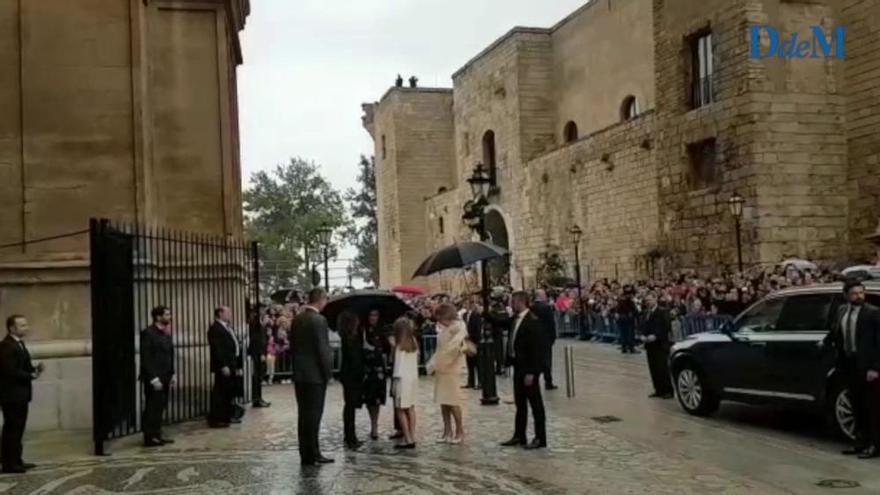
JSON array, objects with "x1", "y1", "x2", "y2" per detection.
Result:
[
  {"x1": 391, "y1": 285, "x2": 426, "y2": 296},
  {"x1": 412, "y1": 241, "x2": 509, "y2": 278},
  {"x1": 322, "y1": 289, "x2": 413, "y2": 330}
]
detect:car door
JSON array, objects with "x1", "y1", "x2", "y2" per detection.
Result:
[
  {"x1": 761, "y1": 292, "x2": 835, "y2": 403},
  {"x1": 708, "y1": 296, "x2": 785, "y2": 395}
]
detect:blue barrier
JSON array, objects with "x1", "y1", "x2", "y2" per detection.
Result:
[
  {"x1": 681, "y1": 314, "x2": 733, "y2": 336},
  {"x1": 551, "y1": 310, "x2": 733, "y2": 344}
]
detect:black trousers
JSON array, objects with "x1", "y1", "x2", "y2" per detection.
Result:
[
  {"x1": 494, "y1": 333, "x2": 506, "y2": 373},
  {"x1": 251, "y1": 356, "x2": 265, "y2": 403},
  {"x1": 512, "y1": 368, "x2": 546, "y2": 443},
  {"x1": 343, "y1": 402, "x2": 357, "y2": 443},
  {"x1": 142, "y1": 381, "x2": 169, "y2": 441},
  {"x1": 209, "y1": 372, "x2": 235, "y2": 425},
  {"x1": 844, "y1": 361, "x2": 880, "y2": 449},
  {"x1": 544, "y1": 342, "x2": 555, "y2": 386},
  {"x1": 1, "y1": 402, "x2": 28, "y2": 470},
  {"x1": 619, "y1": 321, "x2": 636, "y2": 352},
  {"x1": 645, "y1": 343, "x2": 673, "y2": 395},
  {"x1": 294, "y1": 382, "x2": 327, "y2": 463},
  {"x1": 466, "y1": 353, "x2": 480, "y2": 387}
]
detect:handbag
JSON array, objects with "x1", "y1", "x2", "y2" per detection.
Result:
[{"x1": 462, "y1": 339, "x2": 478, "y2": 357}]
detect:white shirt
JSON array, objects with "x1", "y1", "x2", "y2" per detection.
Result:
[
  {"x1": 843, "y1": 305, "x2": 862, "y2": 354},
  {"x1": 509, "y1": 309, "x2": 530, "y2": 358}
]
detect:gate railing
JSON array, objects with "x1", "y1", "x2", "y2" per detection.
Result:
[{"x1": 90, "y1": 219, "x2": 259, "y2": 455}]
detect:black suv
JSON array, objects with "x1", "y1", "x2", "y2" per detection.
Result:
[{"x1": 670, "y1": 281, "x2": 880, "y2": 439}]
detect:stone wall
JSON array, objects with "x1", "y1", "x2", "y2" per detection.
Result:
[
  {"x1": 0, "y1": 0, "x2": 249, "y2": 431},
  {"x1": 366, "y1": 88, "x2": 455, "y2": 287}
]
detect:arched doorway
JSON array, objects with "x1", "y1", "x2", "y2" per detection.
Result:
[{"x1": 484, "y1": 209, "x2": 510, "y2": 286}]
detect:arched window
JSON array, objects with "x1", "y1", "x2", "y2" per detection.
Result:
[
  {"x1": 381, "y1": 135, "x2": 387, "y2": 159},
  {"x1": 438, "y1": 216, "x2": 445, "y2": 234},
  {"x1": 621, "y1": 96, "x2": 640, "y2": 121},
  {"x1": 482, "y1": 130, "x2": 497, "y2": 186},
  {"x1": 563, "y1": 121, "x2": 579, "y2": 143}
]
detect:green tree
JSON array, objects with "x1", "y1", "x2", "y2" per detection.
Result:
[
  {"x1": 244, "y1": 157, "x2": 347, "y2": 291},
  {"x1": 344, "y1": 155, "x2": 379, "y2": 285}
]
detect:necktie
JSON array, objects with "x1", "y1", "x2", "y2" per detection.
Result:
[{"x1": 848, "y1": 307, "x2": 857, "y2": 354}]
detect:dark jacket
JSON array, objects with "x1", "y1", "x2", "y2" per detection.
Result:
[
  {"x1": 0, "y1": 335, "x2": 35, "y2": 404},
  {"x1": 463, "y1": 310, "x2": 483, "y2": 342},
  {"x1": 290, "y1": 308, "x2": 333, "y2": 384},
  {"x1": 508, "y1": 311, "x2": 545, "y2": 375},
  {"x1": 140, "y1": 325, "x2": 175, "y2": 384},
  {"x1": 640, "y1": 306, "x2": 671, "y2": 346},
  {"x1": 530, "y1": 301, "x2": 557, "y2": 345},
  {"x1": 248, "y1": 316, "x2": 267, "y2": 359},
  {"x1": 340, "y1": 330, "x2": 366, "y2": 385},
  {"x1": 824, "y1": 303, "x2": 880, "y2": 371},
  {"x1": 208, "y1": 321, "x2": 240, "y2": 374}
]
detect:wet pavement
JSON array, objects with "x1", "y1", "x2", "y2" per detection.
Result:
[{"x1": 3, "y1": 341, "x2": 880, "y2": 494}]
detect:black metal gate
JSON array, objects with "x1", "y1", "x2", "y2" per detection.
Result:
[{"x1": 90, "y1": 219, "x2": 259, "y2": 455}]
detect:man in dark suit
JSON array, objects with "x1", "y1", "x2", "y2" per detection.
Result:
[
  {"x1": 290, "y1": 288, "x2": 334, "y2": 466},
  {"x1": 462, "y1": 296, "x2": 483, "y2": 389},
  {"x1": 501, "y1": 291, "x2": 547, "y2": 450},
  {"x1": 248, "y1": 303, "x2": 271, "y2": 409},
  {"x1": 140, "y1": 306, "x2": 176, "y2": 447},
  {"x1": 208, "y1": 306, "x2": 242, "y2": 428},
  {"x1": 824, "y1": 279, "x2": 880, "y2": 458},
  {"x1": 0, "y1": 315, "x2": 42, "y2": 473},
  {"x1": 531, "y1": 289, "x2": 558, "y2": 391},
  {"x1": 640, "y1": 294, "x2": 673, "y2": 399}
]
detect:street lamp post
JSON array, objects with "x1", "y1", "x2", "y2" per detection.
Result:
[
  {"x1": 570, "y1": 225, "x2": 585, "y2": 340},
  {"x1": 728, "y1": 191, "x2": 745, "y2": 273},
  {"x1": 463, "y1": 163, "x2": 499, "y2": 406},
  {"x1": 317, "y1": 224, "x2": 333, "y2": 292}
]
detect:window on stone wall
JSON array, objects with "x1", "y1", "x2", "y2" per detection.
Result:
[
  {"x1": 482, "y1": 130, "x2": 497, "y2": 186},
  {"x1": 463, "y1": 132, "x2": 470, "y2": 156},
  {"x1": 621, "y1": 96, "x2": 640, "y2": 121},
  {"x1": 438, "y1": 216, "x2": 445, "y2": 234},
  {"x1": 687, "y1": 138, "x2": 718, "y2": 189},
  {"x1": 563, "y1": 121, "x2": 579, "y2": 143},
  {"x1": 381, "y1": 135, "x2": 387, "y2": 159},
  {"x1": 688, "y1": 30, "x2": 715, "y2": 109}
]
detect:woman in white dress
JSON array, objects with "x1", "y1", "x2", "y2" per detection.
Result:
[
  {"x1": 427, "y1": 303, "x2": 473, "y2": 444},
  {"x1": 392, "y1": 317, "x2": 419, "y2": 449}
]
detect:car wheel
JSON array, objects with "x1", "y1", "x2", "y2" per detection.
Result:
[
  {"x1": 674, "y1": 363, "x2": 719, "y2": 416},
  {"x1": 831, "y1": 386, "x2": 857, "y2": 441}
]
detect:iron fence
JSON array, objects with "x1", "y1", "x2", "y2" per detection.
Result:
[{"x1": 90, "y1": 219, "x2": 258, "y2": 455}]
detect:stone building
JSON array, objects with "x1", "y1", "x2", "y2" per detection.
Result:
[
  {"x1": 363, "y1": 0, "x2": 880, "y2": 290},
  {"x1": 0, "y1": 0, "x2": 250, "y2": 430}
]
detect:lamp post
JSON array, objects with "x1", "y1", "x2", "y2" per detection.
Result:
[
  {"x1": 317, "y1": 224, "x2": 333, "y2": 292},
  {"x1": 463, "y1": 163, "x2": 498, "y2": 406},
  {"x1": 728, "y1": 191, "x2": 745, "y2": 273},
  {"x1": 570, "y1": 224, "x2": 585, "y2": 340}
]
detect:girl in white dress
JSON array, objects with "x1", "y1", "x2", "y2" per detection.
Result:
[{"x1": 392, "y1": 317, "x2": 419, "y2": 449}]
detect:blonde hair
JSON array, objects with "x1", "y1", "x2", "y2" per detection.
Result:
[
  {"x1": 393, "y1": 317, "x2": 418, "y2": 353},
  {"x1": 434, "y1": 303, "x2": 458, "y2": 323}
]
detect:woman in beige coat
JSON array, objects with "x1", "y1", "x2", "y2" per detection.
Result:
[{"x1": 428, "y1": 303, "x2": 473, "y2": 444}]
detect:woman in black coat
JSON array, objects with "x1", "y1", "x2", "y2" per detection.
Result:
[{"x1": 338, "y1": 311, "x2": 365, "y2": 449}]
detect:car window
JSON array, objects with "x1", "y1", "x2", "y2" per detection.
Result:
[
  {"x1": 734, "y1": 297, "x2": 784, "y2": 333},
  {"x1": 775, "y1": 293, "x2": 833, "y2": 332}
]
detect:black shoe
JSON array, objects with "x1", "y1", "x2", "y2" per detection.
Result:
[
  {"x1": 500, "y1": 437, "x2": 526, "y2": 447},
  {"x1": 525, "y1": 439, "x2": 547, "y2": 450},
  {"x1": 858, "y1": 447, "x2": 880, "y2": 459},
  {"x1": 394, "y1": 443, "x2": 416, "y2": 450},
  {"x1": 649, "y1": 393, "x2": 662, "y2": 398},
  {"x1": 143, "y1": 438, "x2": 164, "y2": 448},
  {"x1": 546, "y1": 384, "x2": 558, "y2": 391},
  {"x1": 230, "y1": 418, "x2": 242, "y2": 424},
  {"x1": 461, "y1": 384, "x2": 473, "y2": 389},
  {"x1": 345, "y1": 440, "x2": 363, "y2": 450},
  {"x1": 661, "y1": 393, "x2": 674, "y2": 399},
  {"x1": 315, "y1": 456, "x2": 335, "y2": 464},
  {"x1": 209, "y1": 422, "x2": 231, "y2": 429},
  {"x1": 160, "y1": 438, "x2": 175, "y2": 445},
  {"x1": 1, "y1": 466, "x2": 26, "y2": 474},
  {"x1": 842, "y1": 447, "x2": 867, "y2": 455},
  {"x1": 253, "y1": 400, "x2": 271, "y2": 408}
]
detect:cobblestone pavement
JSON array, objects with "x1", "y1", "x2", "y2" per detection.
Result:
[{"x1": 3, "y1": 342, "x2": 880, "y2": 494}]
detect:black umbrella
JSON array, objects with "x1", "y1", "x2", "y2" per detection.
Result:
[
  {"x1": 412, "y1": 241, "x2": 509, "y2": 278},
  {"x1": 321, "y1": 290, "x2": 413, "y2": 330}
]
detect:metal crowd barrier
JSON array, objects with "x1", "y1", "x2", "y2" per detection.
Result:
[
  {"x1": 681, "y1": 314, "x2": 733, "y2": 337},
  {"x1": 551, "y1": 310, "x2": 733, "y2": 344}
]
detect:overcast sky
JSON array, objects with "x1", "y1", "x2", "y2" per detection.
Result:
[{"x1": 237, "y1": 0, "x2": 588, "y2": 286}]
